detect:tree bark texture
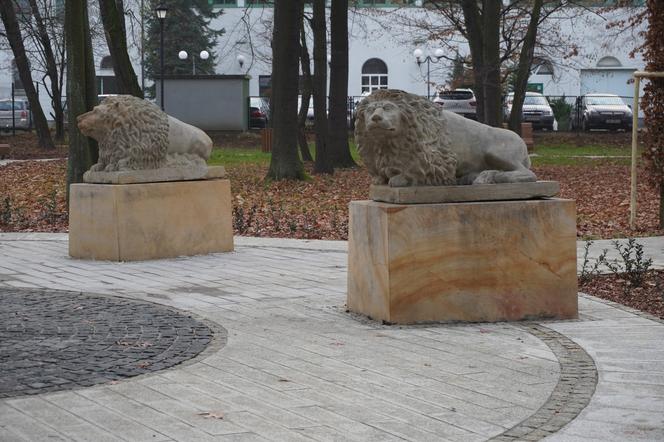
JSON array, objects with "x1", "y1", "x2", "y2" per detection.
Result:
[
  {"x1": 482, "y1": 0, "x2": 502, "y2": 127},
  {"x1": 328, "y1": 0, "x2": 356, "y2": 168},
  {"x1": 98, "y1": 0, "x2": 143, "y2": 98},
  {"x1": 460, "y1": 0, "x2": 485, "y2": 123},
  {"x1": 312, "y1": 0, "x2": 332, "y2": 174},
  {"x1": 508, "y1": 0, "x2": 543, "y2": 134},
  {"x1": 641, "y1": 0, "x2": 664, "y2": 228},
  {"x1": 298, "y1": 18, "x2": 313, "y2": 162},
  {"x1": 267, "y1": 0, "x2": 305, "y2": 181},
  {"x1": 65, "y1": 0, "x2": 98, "y2": 200},
  {"x1": 0, "y1": 1, "x2": 54, "y2": 150},
  {"x1": 27, "y1": 0, "x2": 65, "y2": 142}
]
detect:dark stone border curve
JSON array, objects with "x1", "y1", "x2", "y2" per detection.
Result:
[{"x1": 489, "y1": 324, "x2": 598, "y2": 441}]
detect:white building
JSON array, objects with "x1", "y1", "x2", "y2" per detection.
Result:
[{"x1": 0, "y1": 0, "x2": 647, "y2": 122}]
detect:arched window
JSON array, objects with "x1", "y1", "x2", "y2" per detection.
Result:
[
  {"x1": 361, "y1": 58, "x2": 388, "y2": 94},
  {"x1": 100, "y1": 55, "x2": 114, "y2": 70},
  {"x1": 597, "y1": 56, "x2": 622, "y2": 68},
  {"x1": 532, "y1": 57, "x2": 554, "y2": 76}
]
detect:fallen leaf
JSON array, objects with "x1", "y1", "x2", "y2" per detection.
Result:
[{"x1": 198, "y1": 411, "x2": 225, "y2": 420}]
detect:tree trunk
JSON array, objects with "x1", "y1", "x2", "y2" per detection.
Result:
[
  {"x1": 0, "y1": 1, "x2": 54, "y2": 150},
  {"x1": 27, "y1": 0, "x2": 65, "y2": 143},
  {"x1": 98, "y1": 0, "x2": 143, "y2": 98},
  {"x1": 460, "y1": 0, "x2": 485, "y2": 123},
  {"x1": 482, "y1": 0, "x2": 502, "y2": 127},
  {"x1": 65, "y1": 0, "x2": 98, "y2": 200},
  {"x1": 267, "y1": 0, "x2": 305, "y2": 180},
  {"x1": 298, "y1": 17, "x2": 313, "y2": 162},
  {"x1": 312, "y1": 0, "x2": 332, "y2": 174},
  {"x1": 328, "y1": 0, "x2": 356, "y2": 168},
  {"x1": 508, "y1": 0, "x2": 543, "y2": 135}
]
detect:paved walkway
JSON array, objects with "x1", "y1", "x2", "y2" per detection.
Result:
[{"x1": 0, "y1": 233, "x2": 663, "y2": 441}]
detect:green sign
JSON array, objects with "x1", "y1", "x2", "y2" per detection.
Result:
[{"x1": 527, "y1": 83, "x2": 544, "y2": 94}]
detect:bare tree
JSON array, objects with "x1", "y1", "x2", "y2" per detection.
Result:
[
  {"x1": 312, "y1": 0, "x2": 332, "y2": 174},
  {"x1": 267, "y1": 0, "x2": 306, "y2": 180},
  {"x1": 22, "y1": 0, "x2": 67, "y2": 142},
  {"x1": 98, "y1": 0, "x2": 142, "y2": 97},
  {"x1": 65, "y1": 0, "x2": 98, "y2": 197},
  {"x1": 297, "y1": 15, "x2": 314, "y2": 162},
  {"x1": 0, "y1": 1, "x2": 54, "y2": 150},
  {"x1": 328, "y1": 0, "x2": 356, "y2": 168},
  {"x1": 508, "y1": 0, "x2": 544, "y2": 134}
]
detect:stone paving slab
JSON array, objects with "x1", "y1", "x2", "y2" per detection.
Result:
[{"x1": 0, "y1": 233, "x2": 663, "y2": 441}]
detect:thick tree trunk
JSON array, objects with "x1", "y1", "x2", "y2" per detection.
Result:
[
  {"x1": 0, "y1": 1, "x2": 54, "y2": 150},
  {"x1": 98, "y1": 0, "x2": 143, "y2": 98},
  {"x1": 27, "y1": 0, "x2": 65, "y2": 143},
  {"x1": 508, "y1": 0, "x2": 543, "y2": 135},
  {"x1": 65, "y1": 0, "x2": 98, "y2": 200},
  {"x1": 267, "y1": 0, "x2": 305, "y2": 180},
  {"x1": 460, "y1": 0, "x2": 485, "y2": 123},
  {"x1": 482, "y1": 0, "x2": 502, "y2": 127},
  {"x1": 328, "y1": 0, "x2": 356, "y2": 168},
  {"x1": 298, "y1": 20, "x2": 313, "y2": 162},
  {"x1": 312, "y1": 0, "x2": 332, "y2": 174}
]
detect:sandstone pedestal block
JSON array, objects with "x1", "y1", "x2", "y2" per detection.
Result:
[
  {"x1": 69, "y1": 179, "x2": 233, "y2": 261},
  {"x1": 347, "y1": 199, "x2": 578, "y2": 324}
]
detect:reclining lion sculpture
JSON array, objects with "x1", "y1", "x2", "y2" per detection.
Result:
[
  {"x1": 77, "y1": 95, "x2": 212, "y2": 178},
  {"x1": 354, "y1": 89, "x2": 537, "y2": 186}
]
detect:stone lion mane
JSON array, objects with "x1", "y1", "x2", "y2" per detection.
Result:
[
  {"x1": 78, "y1": 95, "x2": 169, "y2": 172},
  {"x1": 354, "y1": 89, "x2": 457, "y2": 187}
]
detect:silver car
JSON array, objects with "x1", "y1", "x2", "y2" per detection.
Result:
[
  {"x1": 433, "y1": 89, "x2": 477, "y2": 119},
  {"x1": 0, "y1": 98, "x2": 32, "y2": 131},
  {"x1": 504, "y1": 92, "x2": 555, "y2": 130}
]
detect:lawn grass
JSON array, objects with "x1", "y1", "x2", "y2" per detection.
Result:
[
  {"x1": 531, "y1": 143, "x2": 635, "y2": 166},
  {"x1": 208, "y1": 148, "x2": 270, "y2": 166},
  {"x1": 209, "y1": 139, "x2": 361, "y2": 167}
]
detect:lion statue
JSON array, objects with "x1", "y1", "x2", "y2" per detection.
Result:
[
  {"x1": 77, "y1": 95, "x2": 212, "y2": 174},
  {"x1": 354, "y1": 89, "x2": 537, "y2": 186}
]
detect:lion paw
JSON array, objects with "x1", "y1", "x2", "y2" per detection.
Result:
[
  {"x1": 473, "y1": 170, "x2": 499, "y2": 185},
  {"x1": 388, "y1": 175, "x2": 410, "y2": 187}
]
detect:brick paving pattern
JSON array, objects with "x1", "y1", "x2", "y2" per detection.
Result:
[{"x1": 1, "y1": 288, "x2": 213, "y2": 399}]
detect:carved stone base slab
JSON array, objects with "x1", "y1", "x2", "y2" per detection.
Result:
[
  {"x1": 83, "y1": 165, "x2": 225, "y2": 184},
  {"x1": 347, "y1": 198, "x2": 578, "y2": 324},
  {"x1": 370, "y1": 181, "x2": 560, "y2": 204},
  {"x1": 69, "y1": 179, "x2": 233, "y2": 261}
]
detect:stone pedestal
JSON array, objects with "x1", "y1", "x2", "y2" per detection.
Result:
[
  {"x1": 69, "y1": 179, "x2": 233, "y2": 261},
  {"x1": 347, "y1": 198, "x2": 578, "y2": 324}
]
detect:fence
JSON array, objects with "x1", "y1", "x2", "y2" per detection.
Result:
[{"x1": 249, "y1": 94, "x2": 643, "y2": 133}]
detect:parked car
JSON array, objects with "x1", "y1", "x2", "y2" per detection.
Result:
[
  {"x1": 0, "y1": 98, "x2": 32, "y2": 131},
  {"x1": 433, "y1": 89, "x2": 477, "y2": 119},
  {"x1": 249, "y1": 97, "x2": 270, "y2": 129},
  {"x1": 503, "y1": 92, "x2": 555, "y2": 130},
  {"x1": 569, "y1": 93, "x2": 632, "y2": 131}
]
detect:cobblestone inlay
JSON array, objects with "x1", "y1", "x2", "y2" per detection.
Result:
[
  {"x1": 0, "y1": 288, "x2": 215, "y2": 399},
  {"x1": 490, "y1": 323, "x2": 598, "y2": 441}
]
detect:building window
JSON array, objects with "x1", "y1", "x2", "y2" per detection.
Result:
[
  {"x1": 361, "y1": 58, "x2": 388, "y2": 94},
  {"x1": 597, "y1": 56, "x2": 622, "y2": 68},
  {"x1": 210, "y1": 0, "x2": 237, "y2": 5},
  {"x1": 246, "y1": 0, "x2": 272, "y2": 6},
  {"x1": 100, "y1": 55, "x2": 114, "y2": 70},
  {"x1": 532, "y1": 57, "x2": 554, "y2": 76}
]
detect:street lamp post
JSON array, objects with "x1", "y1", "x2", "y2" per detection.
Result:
[
  {"x1": 178, "y1": 50, "x2": 210, "y2": 75},
  {"x1": 413, "y1": 48, "x2": 445, "y2": 100},
  {"x1": 156, "y1": 4, "x2": 168, "y2": 111}
]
